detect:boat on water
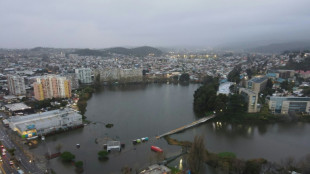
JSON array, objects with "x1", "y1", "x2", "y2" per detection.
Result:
[
  {"x1": 132, "y1": 137, "x2": 149, "y2": 145},
  {"x1": 151, "y1": 146, "x2": 163, "y2": 153}
]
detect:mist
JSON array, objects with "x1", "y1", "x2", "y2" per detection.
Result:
[{"x1": 0, "y1": 0, "x2": 309, "y2": 48}]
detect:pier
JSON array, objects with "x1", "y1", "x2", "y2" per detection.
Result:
[{"x1": 156, "y1": 114, "x2": 215, "y2": 139}]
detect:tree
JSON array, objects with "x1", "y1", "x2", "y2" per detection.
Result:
[
  {"x1": 75, "y1": 161, "x2": 84, "y2": 173},
  {"x1": 121, "y1": 166, "x2": 132, "y2": 174},
  {"x1": 243, "y1": 159, "x2": 266, "y2": 174},
  {"x1": 193, "y1": 76, "x2": 219, "y2": 115},
  {"x1": 55, "y1": 144, "x2": 62, "y2": 153},
  {"x1": 187, "y1": 135, "x2": 207, "y2": 174},
  {"x1": 94, "y1": 74, "x2": 101, "y2": 89},
  {"x1": 228, "y1": 66, "x2": 241, "y2": 84},
  {"x1": 75, "y1": 161, "x2": 83, "y2": 168},
  {"x1": 302, "y1": 87, "x2": 310, "y2": 97},
  {"x1": 280, "y1": 81, "x2": 294, "y2": 92},
  {"x1": 246, "y1": 69, "x2": 253, "y2": 79},
  {"x1": 179, "y1": 73, "x2": 190, "y2": 82},
  {"x1": 7, "y1": 148, "x2": 16, "y2": 156},
  {"x1": 98, "y1": 150, "x2": 109, "y2": 161},
  {"x1": 266, "y1": 79, "x2": 273, "y2": 89},
  {"x1": 60, "y1": 151, "x2": 75, "y2": 162}
]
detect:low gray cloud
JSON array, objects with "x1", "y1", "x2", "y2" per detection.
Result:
[{"x1": 0, "y1": 0, "x2": 309, "y2": 48}]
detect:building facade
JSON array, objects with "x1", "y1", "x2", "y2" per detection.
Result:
[
  {"x1": 239, "y1": 88, "x2": 259, "y2": 113},
  {"x1": 75, "y1": 68, "x2": 92, "y2": 84},
  {"x1": 268, "y1": 96, "x2": 310, "y2": 114},
  {"x1": 7, "y1": 75, "x2": 26, "y2": 95},
  {"x1": 6, "y1": 108, "x2": 82, "y2": 139},
  {"x1": 33, "y1": 75, "x2": 71, "y2": 101},
  {"x1": 97, "y1": 68, "x2": 143, "y2": 82},
  {"x1": 65, "y1": 73, "x2": 80, "y2": 90}
]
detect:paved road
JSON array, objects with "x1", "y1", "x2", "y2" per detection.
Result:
[{"x1": 0, "y1": 123, "x2": 44, "y2": 174}]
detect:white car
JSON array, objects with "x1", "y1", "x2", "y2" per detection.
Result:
[{"x1": 1, "y1": 149, "x2": 6, "y2": 156}]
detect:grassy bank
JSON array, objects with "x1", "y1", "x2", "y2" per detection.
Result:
[{"x1": 164, "y1": 136, "x2": 192, "y2": 147}]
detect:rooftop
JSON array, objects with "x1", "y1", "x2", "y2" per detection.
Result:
[
  {"x1": 8, "y1": 108, "x2": 75, "y2": 123},
  {"x1": 217, "y1": 82, "x2": 234, "y2": 95},
  {"x1": 140, "y1": 164, "x2": 171, "y2": 174},
  {"x1": 250, "y1": 76, "x2": 268, "y2": 83},
  {"x1": 5, "y1": 103, "x2": 31, "y2": 112}
]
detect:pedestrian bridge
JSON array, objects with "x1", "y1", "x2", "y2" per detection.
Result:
[{"x1": 156, "y1": 114, "x2": 215, "y2": 139}]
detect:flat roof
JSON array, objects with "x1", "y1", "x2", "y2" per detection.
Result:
[
  {"x1": 270, "y1": 96, "x2": 310, "y2": 101},
  {"x1": 8, "y1": 108, "x2": 75, "y2": 123},
  {"x1": 250, "y1": 76, "x2": 268, "y2": 83},
  {"x1": 5, "y1": 103, "x2": 31, "y2": 112},
  {"x1": 218, "y1": 82, "x2": 234, "y2": 95}
]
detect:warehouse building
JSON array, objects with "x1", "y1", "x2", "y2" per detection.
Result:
[{"x1": 5, "y1": 108, "x2": 82, "y2": 139}]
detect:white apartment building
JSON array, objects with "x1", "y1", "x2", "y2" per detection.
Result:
[
  {"x1": 7, "y1": 75, "x2": 26, "y2": 96},
  {"x1": 75, "y1": 68, "x2": 92, "y2": 84}
]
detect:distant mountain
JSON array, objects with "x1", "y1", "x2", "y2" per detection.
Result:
[
  {"x1": 105, "y1": 47, "x2": 131, "y2": 55},
  {"x1": 105, "y1": 46, "x2": 163, "y2": 57},
  {"x1": 215, "y1": 41, "x2": 310, "y2": 54},
  {"x1": 73, "y1": 46, "x2": 162, "y2": 57},
  {"x1": 73, "y1": 49, "x2": 109, "y2": 57},
  {"x1": 249, "y1": 41, "x2": 310, "y2": 54}
]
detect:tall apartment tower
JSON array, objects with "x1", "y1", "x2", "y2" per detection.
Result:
[
  {"x1": 75, "y1": 68, "x2": 92, "y2": 84},
  {"x1": 33, "y1": 75, "x2": 71, "y2": 101},
  {"x1": 7, "y1": 75, "x2": 26, "y2": 95}
]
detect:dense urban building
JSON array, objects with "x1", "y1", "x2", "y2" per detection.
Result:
[
  {"x1": 268, "y1": 96, "x2": 310, "y2": 114},
  {"x1": 75, "y1": 68, "x2": 92, "y2": 84},
  {"x1": 33, "y1": 75, "x2": 71, "y2": 100},
  {"x1": 97, "y1": 68, "x2": 143, "y2": 82},
  {"x1": 7, "y1": 75, "x2": 26, "y2": 95}
]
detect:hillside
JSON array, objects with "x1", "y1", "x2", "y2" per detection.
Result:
[
  {"x1": 249, "y1": 41, "x2": 310, "y2": 54},
  {"x1": 73, "y1": 46, "x2": 162, "y2": 57}
]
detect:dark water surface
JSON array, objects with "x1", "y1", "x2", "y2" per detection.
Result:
[{"x1": 30, "y1": 84, "x2": 310, "y2": 174}]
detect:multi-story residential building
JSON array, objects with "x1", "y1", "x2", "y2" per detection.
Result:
[
  {"x1": 268, "y1": 96, "x2": 310, "y2": 114},
  {"x1": 75, "y1": 68, "x2": 92, "y2": 84},
  {"x1": 65, "y1": 73, "x2": 79, "y2": 90},
  {"x1": 33, "y1": 75, "x2": 71, "y2": 101},
  {"x1": 7, "y1": 75, "x2": 26, "y2": 95},
  {"x1": 239, "y1": 88, "x2": 259, "y2": 113},
  {"x1": 277, "y1": 70, "x2": 295, "y2": 79},
  {"x1": 246, "y1": 76, "x2": 268, "y2": 93},
  {"x1": 97, "y1": 68, "x2": 143, "y2": 82}
]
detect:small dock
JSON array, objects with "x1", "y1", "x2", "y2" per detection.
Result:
[{"x1": 156, "y1": 115, "x2": 215, "y2": 139}]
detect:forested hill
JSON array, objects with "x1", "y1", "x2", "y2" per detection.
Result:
[
  {"x1": 284, "y1": 56, "x2": 310, "y2": 71},
  {"x1": 73, "y1": 46, "x2": 162, "y2": 57}
]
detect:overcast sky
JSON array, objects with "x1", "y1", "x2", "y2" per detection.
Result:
[{"x1": 0, "y1": 0, "x2": 309, "y2": 48}]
